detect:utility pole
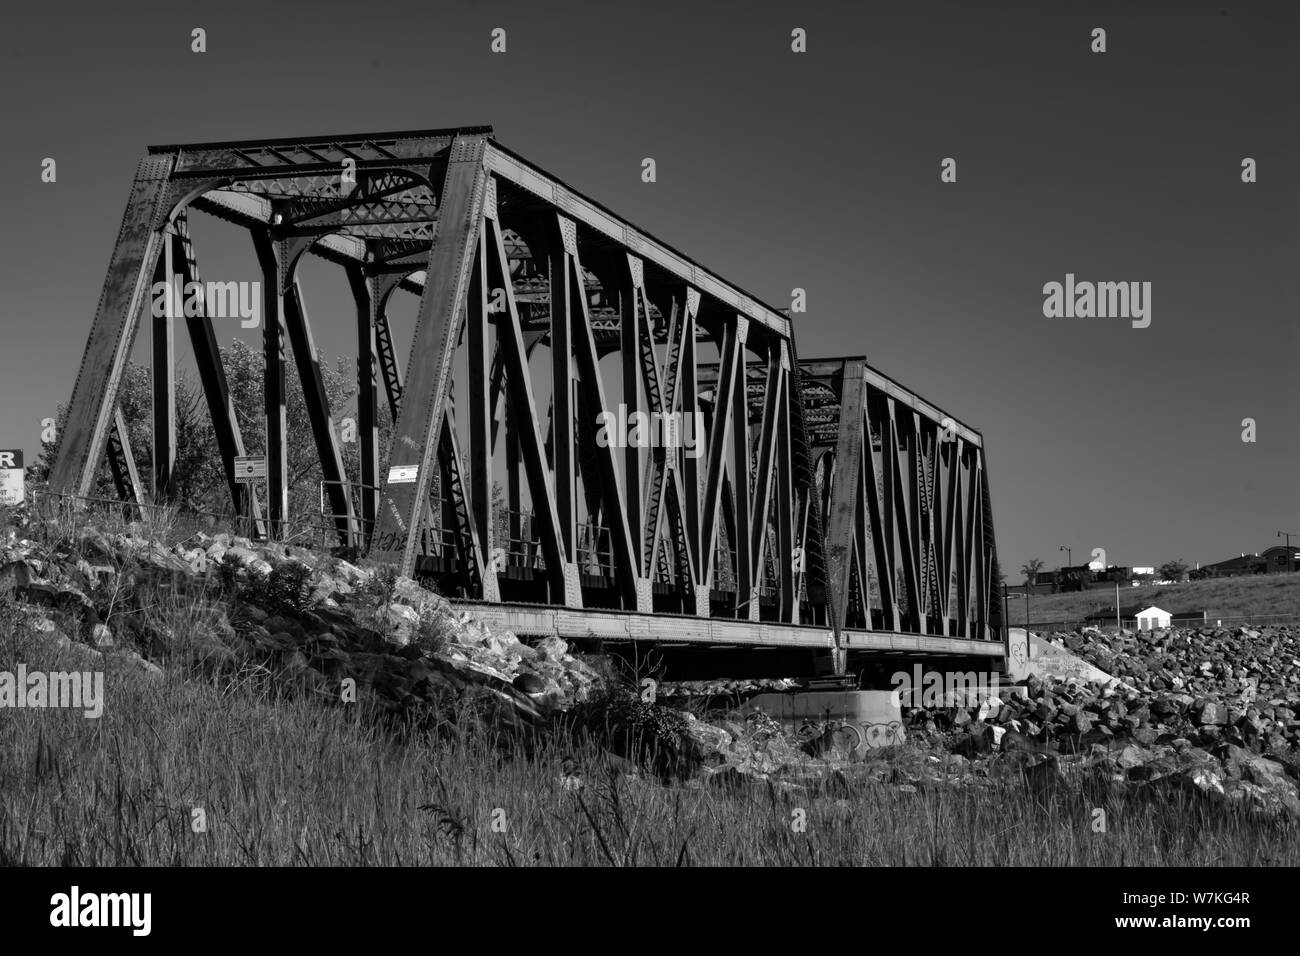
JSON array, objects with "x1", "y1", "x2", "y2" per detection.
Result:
[
  {"x1": 1116, "y1": 580, "x2": 1120, "y2": 630},
  {"x1": 1059, "y1": 545, "x2": 1072, "y2": 568}
]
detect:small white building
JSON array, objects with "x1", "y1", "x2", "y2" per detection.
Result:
[{"x1": 1133, "y1": 605, "x2": 1171, "y2": 630}]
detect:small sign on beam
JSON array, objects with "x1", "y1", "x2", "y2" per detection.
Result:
[
  {"x1": 0, "y1": 449, "x2": 25, "y2": 505},
  {"x1": 387, "y1": 464, "x2": 419, "y2": 484},
  {"x1": 233, "y1": 456, "x2": 267, "y2": 482}
]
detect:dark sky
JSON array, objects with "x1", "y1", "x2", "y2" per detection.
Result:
[{"x1": 1, "y1": 0, "x2": 1296, "y2": 578}]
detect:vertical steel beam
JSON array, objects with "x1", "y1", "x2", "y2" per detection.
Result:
[
  {"x1": 973, "y1": 447, "x2": 990, "y2": 640},
  {"x1": 151, "y1": 226, "x2": 176, "y2": 500},
  {"x1": 904, "y1": 410, "x2": 926, "y2": 634},
  {"x1": 908, "y1": 412, "x2": 926, "y2": 631},
  {"x1": 621, "y1": 255, "x2": 644, "y2": 592},
  {"x1": 962, "y1": 446, "x2": 980, "y2": 635},
  {"x1": 439, "y1": 408, "x2": 491, "y2": 595},
  {"x1": 923, "y1": 424, "x2": 943, "y2": 628},
  {"x1": 749, "y1": 345, "x2": 784, "y2": 581},
  {"x1": 699, "y1": 318, "x2": 740, "y2": 589},
  {"x1": 668, "y1": 466, "x2": 699, "y2": 601},
  {"x1": 852, "y1": 439, "x2": 871, "y2": 625},
  {"x1": 549, "y1": 224, "x2": 577, "y2": 572},
  {"x1": 466, "y1": 226, "x2": 498, "y2": 600},
  {"x1": 864, "y1": 399, "x2": 896, "y2": 629},
  {"x1": 282, "y1": 275, "x2": 356, "y2": 544},
  {"x1": 677, "y1": 294, "x2": 705, "y2": 611},
  {"x1": 943, "y1": 437, "x2": 964, "y2": 633},
  {"x1": 538, "y1": 217, "x2": 583, "y2": 605},
  {"x1": 506, "y1": 394, "x2": 522, "y2": 563},
  {"x1": 823, "y1": 359, "x2": 865, "y2": 635},
  {"x1": 775, "y1": 345, "x2": 795, "y2": 623},
  {"x1": 980, "y1": 447, "x2": 1004, "y2": 641},
  {"x1": 730, "y1": 335, "x2": 756, "y2": 619},
  {"x1": 793, "y1": 485, "x2": 811, "y2": 622},
  {"x1": 251, "y1": 229, "x2": 288, "y2": 536},
  {"x1": 50, "y1": 155, "x2": 176, "y2": 497},
  {"x1": 372, "y1": 275, "x2": 405, "y2": 419},
  {"x1": 951, "y1": 445, "x2": 970, "y2": 636},
  {"x1": 886, "y1": 399, "x2": 921, "y2": 632},
  {"x1": 370, "y1": 133, "x2": 489, "y2": 574},
  {"x1": 931, "y1": 431, "x2": 950, "y2": 629},
  {"x1": 346, "y1": 265, "x2": 380, "y2": 545}
]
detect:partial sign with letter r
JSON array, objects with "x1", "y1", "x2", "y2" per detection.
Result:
[{"x1": 0, "y1": 449, "x2": 24, "y2": 504}]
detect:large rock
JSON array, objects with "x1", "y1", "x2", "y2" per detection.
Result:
[
  {"x1": 1012, "y1": 631, "x2": 1128, "y2": 688},
  {"x1": 1193, "y1": 698, "x2": 1228, "y2": 725},
  {"x1": 374, "y1": 603, "x2": 420, "y2": 645}
]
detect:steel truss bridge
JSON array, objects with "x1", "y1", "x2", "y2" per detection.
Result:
[{"x1": 49, "y1": 126, "x2": 1005, "y2": 677}]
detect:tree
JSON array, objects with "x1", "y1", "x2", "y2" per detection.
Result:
[
  {"x1": 1020, "y1": 558, "x2": 1044, "y2": 587},
  {"x1": 1158, "y1": 559, "x2": 1189, "y2": 581},
  {"x1": 29, "y1": 339, "x2": 374, "y2": 527},
  {"x1": 27, "y1": 362, "x2": 191, "y2": 502}
]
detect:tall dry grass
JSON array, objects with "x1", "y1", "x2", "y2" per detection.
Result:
[{"x1": 2, "y1": 596, "x2": 1297, "y2": 866}]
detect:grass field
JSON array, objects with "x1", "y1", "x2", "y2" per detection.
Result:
[
  {"x1": 3, "y1": 604, "x2": 1298, "y2": 866},
  {"x1": 3, "y1": 507, "x2": 1297, "y2": 867},
  {"x1": 1003, "y1": 572, "x2": 1300, "y2": 627}
]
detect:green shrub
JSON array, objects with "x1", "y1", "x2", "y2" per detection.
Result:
[
  {"x1": 244, "y1": 560, "x2": 314, "y2": 616},
  {"x1": 362, "y1": 563, "x2": 399, "y2": 606},
  {"x1": 582, "y1": 686, "x2": 700, "y2": 782}
]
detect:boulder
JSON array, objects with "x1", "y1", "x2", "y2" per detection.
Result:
[
  {"x1": 375, "y1": 603, "x2": 420, "y2": 645},
  {"x1": 1193, "y1": 698, "x2": 1227, "y2": 725}
]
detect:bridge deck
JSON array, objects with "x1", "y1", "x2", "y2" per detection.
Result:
[{"x1": 451, "y1": 601, "x2": 1007, "y2": 658}]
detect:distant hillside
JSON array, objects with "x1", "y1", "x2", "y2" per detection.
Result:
[{"x1": 1004, "y1": 571, "x2": 1300, "y2": 626}]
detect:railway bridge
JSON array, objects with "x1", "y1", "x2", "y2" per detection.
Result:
[{"x1": 48, "y1": 126, "x2": 1006, "y2": 679}]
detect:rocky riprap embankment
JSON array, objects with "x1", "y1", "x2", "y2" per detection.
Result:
[
  {"x1": 897, "y1": 625, "x2": 1300, "y2": 818},
  {"x1": 0, "y1": 526, "x2": 602, "y2": 728},
  {"x1": 593, "y1": 626, "x2": 1300, "y2": 818}
]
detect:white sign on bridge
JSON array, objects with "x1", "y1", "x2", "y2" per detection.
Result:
[
  {"x1": 0, "y1": 449, "x2": 24, "y2": 505},
  {"x1": 387, "y1": 464, "x2": 419, "y2": 484},
  {"x1": 233, "y1": 456, "x2": 266, "y2": 482}
]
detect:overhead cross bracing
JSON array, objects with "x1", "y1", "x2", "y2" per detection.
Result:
[{"x1": 48, "y1": 125, "x2": 1005, "y2": 676}]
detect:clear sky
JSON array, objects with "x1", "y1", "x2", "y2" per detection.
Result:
[{"x1": 0, "y1": 0, "x2": 1296, "y2": 579}]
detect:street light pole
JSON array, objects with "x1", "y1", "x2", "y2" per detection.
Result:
[{"x1": 1060, "y1": 545, "x2": 1072, "y2": 568}]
